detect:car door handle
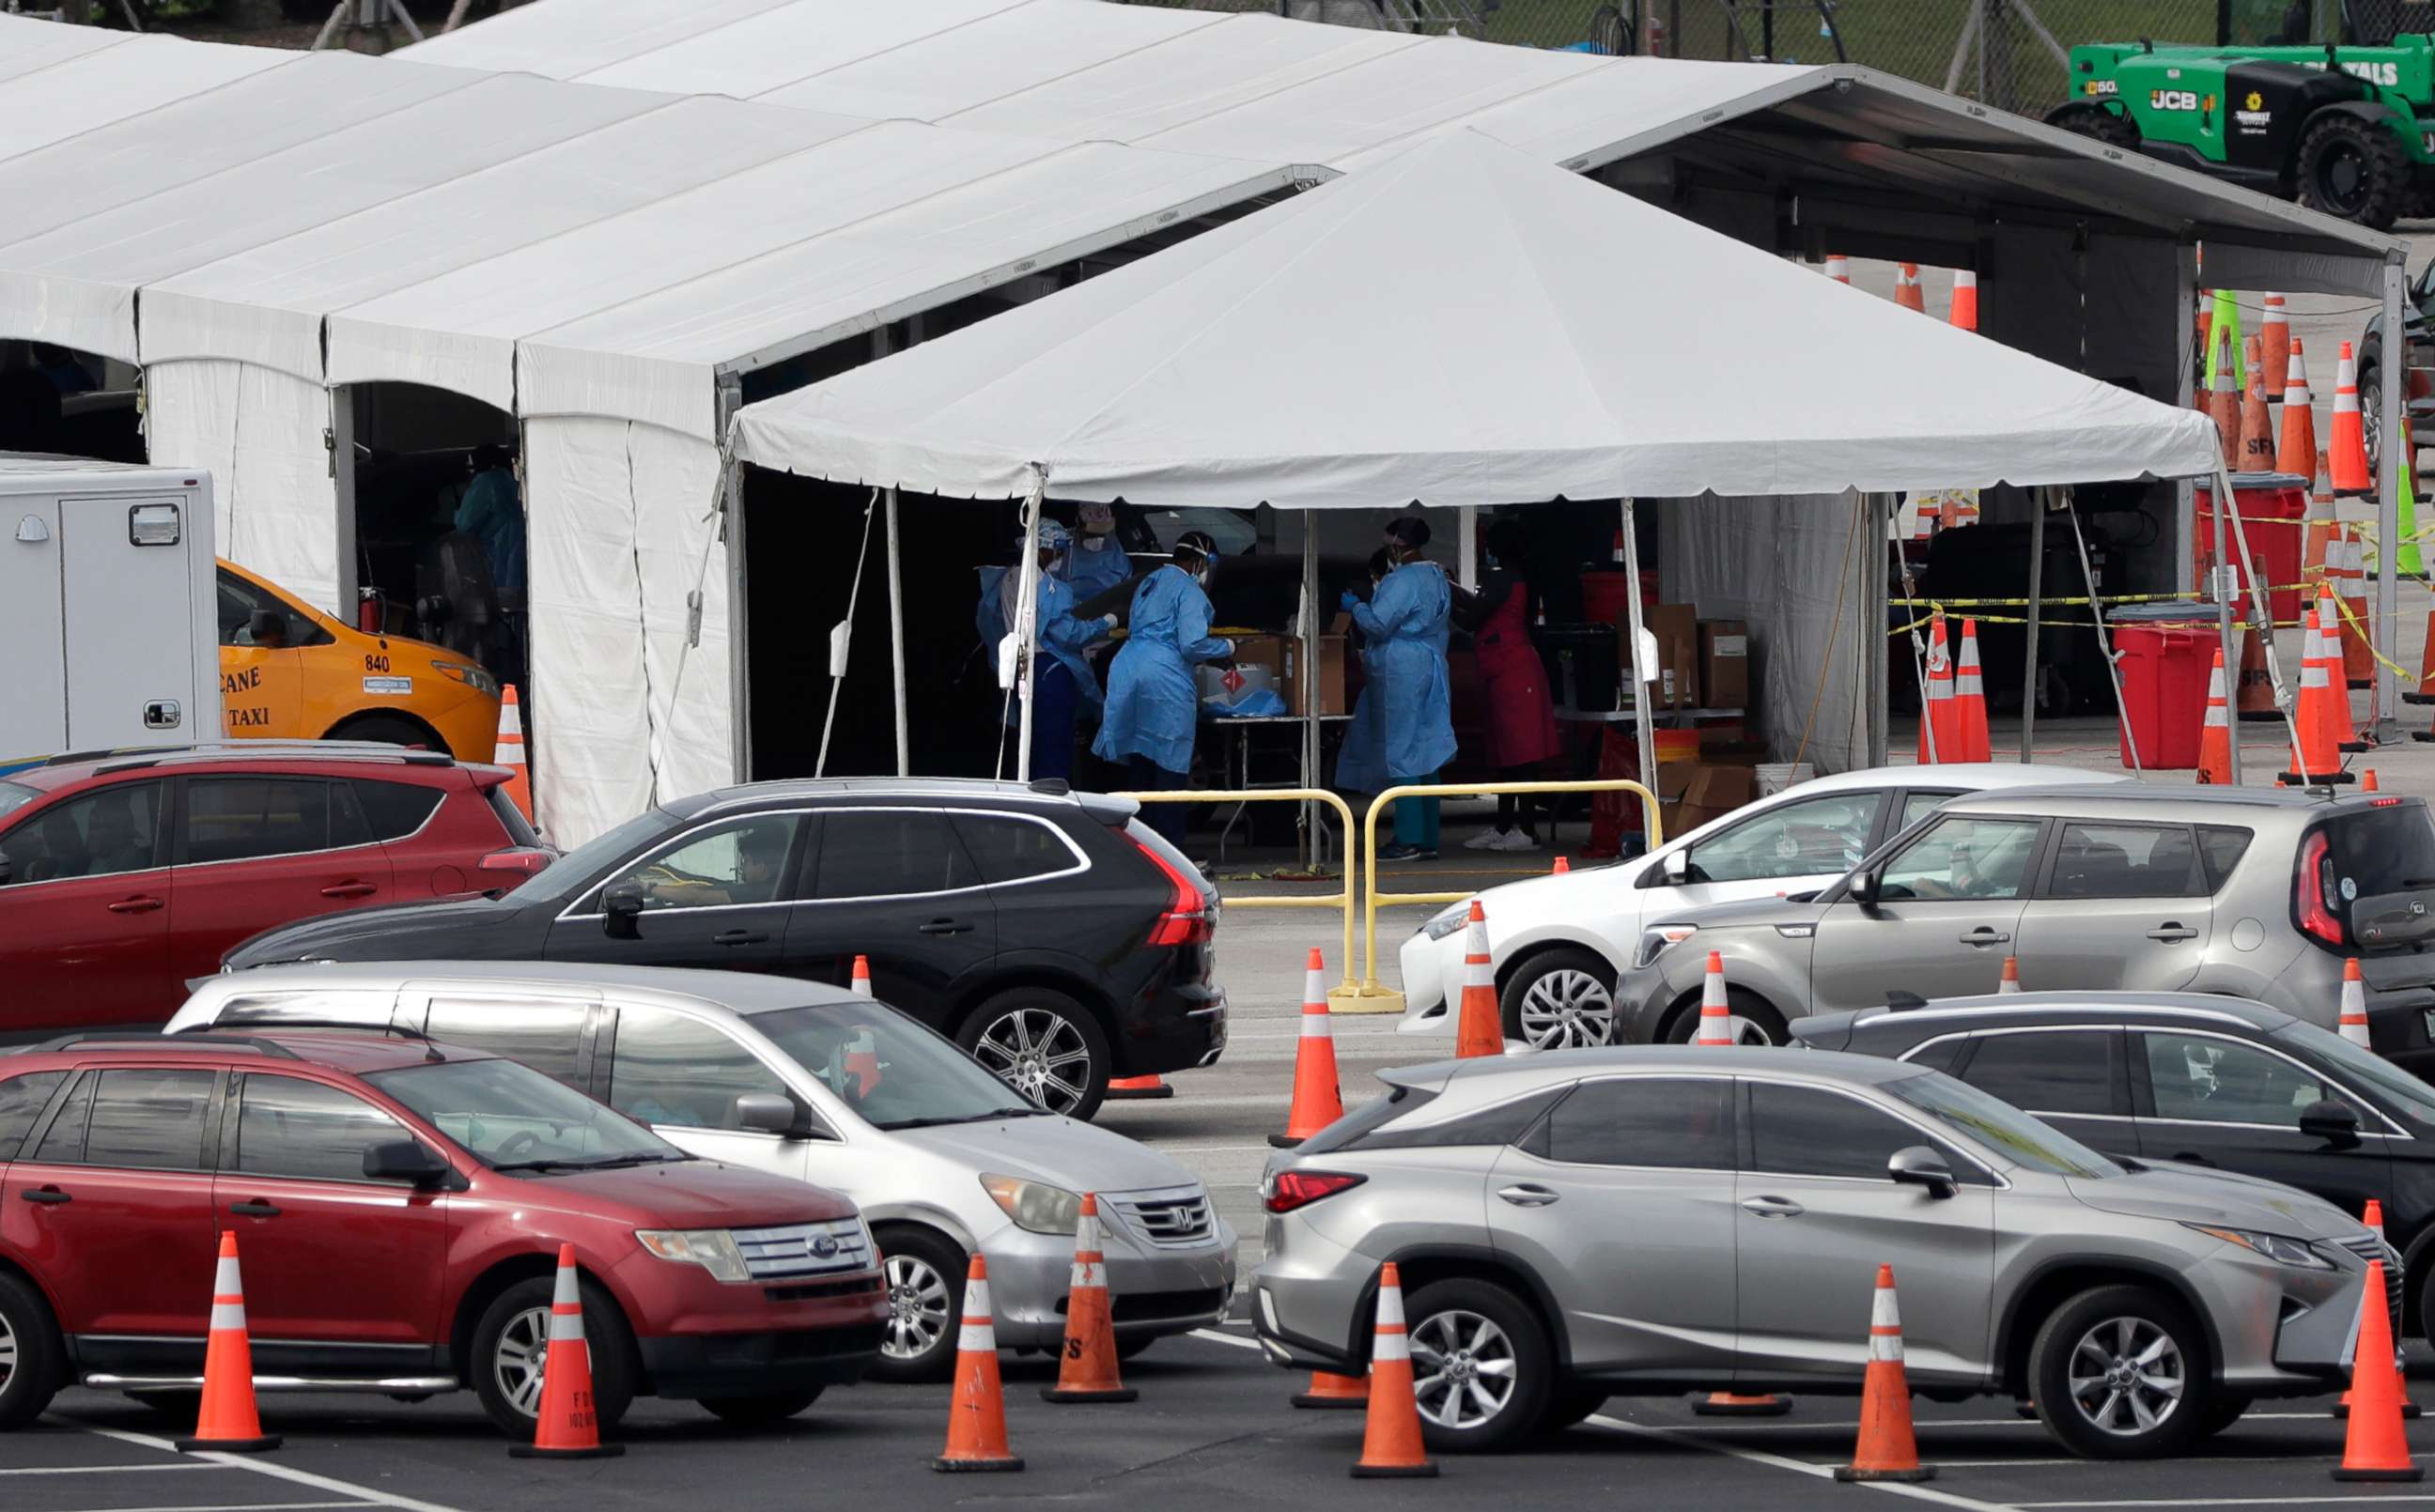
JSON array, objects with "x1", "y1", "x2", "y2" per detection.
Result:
[
  {"x1": 228, "y1": 1200, "x2": 280, "y2": 1218},
  {"x1": 919, "y1": 918, "x2": 973, "y2": 935},
  {"x1": 318, "y1": 882, "x2": 379, "y2": 900},
  {"x1": 20, "y1": 1187, "x2": 69, "y2": 1205},
  {"x1": 105, "y1": 895, "x2": 163, "y2": 915},
  {"x1": 2147, "y1": 924, "x2": 2199, "y2": 942},
  {"x1": 1959, "y1": 927, "x2": 2010, "y2": 946},
  {"x1": 1741, "y1": 1196, "x2": 1806, "y2": 1218},
  {"x1": 713, "y1": 929, "x2": 769, "y2": 947},
  {"x1": 1497, "y1": 1184, "x2": 1560, "y2": 1207}
]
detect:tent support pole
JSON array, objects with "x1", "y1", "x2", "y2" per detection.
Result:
[
  {"x1": 717, "y1": 374, "x2": 751, "y2": 784},
  {"x1": 1619, "y1": 497, "x2": 1659, "y2": 803},
  {"x1": 1302, "y1": 523, "x2": 1322, "y2": 871},
  {"x1": 2209, "y1": 463, "x2": 2241, "y2": 785},
  {"x1": 1457, "y1": 505, "x2": 1478, "y2": 590},
  {"x1": 887, "y1": 486, "x2": 908, "y2": 778},
  {"x1": 2378, "y1": 254, "x2": 2408, "y2": 741},
  {"x1": 2215, "y1": 458, "x2": 2306, "y2": 780},
  {"x1": 2022, "y1": 486, "x2": 2045, "y2": 763},
  {"x1": 1014, "y1": 466, "x2": 1047, "y2": 783},
  {"x1": 1868, "y1": 495, "x2": 1889, "y2": 765}
]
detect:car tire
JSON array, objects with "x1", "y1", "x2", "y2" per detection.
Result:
[
  {"x1": 1115, "y1": 1334, "x2": 1159, "y2": 1361},
  {"x1": 699, "y1": 1388, "x2": 823, "y2": 1427},
  {"x1": 956, "y1": 987, "x2": 1111, "y2": 1120},
  {"x1": 2298, "y1": 111, "x2": 2410, "y2": 229},
  {"x1": 2028, "y1": 1283, "x2": 2210, "y2": 1459},
  {"x1": 2045, "y1": 100, "x2": 2139, "y2": 151},
  {"x1": 1499, "y1": 948, "x2": 1619, "y2": 1049},
  {"x1": 0, "y1": 1273, "x2": 63, "y2": 1428},
  {"x1": 873, "y1": 1226, "x2": 967, "y2": 1384},
  {"x1": 470, "y1": 1273, "x2": 638, "y2": 1441},
  {"x1": 2197, "y1": 1392, "x2": 2251, "y2": 1439},
  {"x1": 1661, "y1": 988, "x2": 1788, "y2": 1046},
  {"x1": 1401, "y1": 1277, "x2": 1554, "y2": 1455},
  {"x1": 1542, "y1": 1385, "x2": 1608, "y2": 1435},
  {"x1": 327, "y1": 713, "x2": 448, "y2": 757}
]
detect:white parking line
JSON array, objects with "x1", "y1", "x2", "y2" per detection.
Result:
[
  {"x1": 2017, "y1": 1499, "x2": 2435, "y2": 1508},
  {"x1": 64, "y1": 1421, "x2": 468, "y2": 1512},
  {"x1": 0, "y1": 1463, "x2": 226, "y2": 1476},
  {"x1": 49, "y1": 1503, "x2": 365, "y2": 1512},
  {"x1": 1587, "y1": 1414, "x2": 2026, "y2": 1512}
]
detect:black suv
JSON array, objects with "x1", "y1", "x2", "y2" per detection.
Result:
[
  {"x1": 222, "y1": 779, "x2": 1223, "y2": 1119},
  {"x1": 1794, "y1": 991, "x2": 2435, "y2": 1338}
]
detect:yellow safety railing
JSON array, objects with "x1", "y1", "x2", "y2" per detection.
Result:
[
  {"x1": 1346, "y1": 779, "x2": 1663, "y2": 1016},
  {"x1": 1116, "y1": 788, "x2": 1358, "y2": 998}
]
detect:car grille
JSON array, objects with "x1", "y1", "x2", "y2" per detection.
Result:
[
  {"x1": 1054, "y1": 1285, "x2": 1229, "y2": 1323},
  {"x1": 2332, "y1": 1232, "x2": 2406, "y2": 1330},
  {"x1": 732, "y1": 1218, "x2": 875, "y2": 1279},
  {"x1": 1105, "y1": 1186, "x2": 1217, "y2": 1249}
]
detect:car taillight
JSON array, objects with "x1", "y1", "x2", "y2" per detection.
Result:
[
  {"x1": 479, "y1": 847, "x2": 553, "y2": 879},
  {"x1": 1131, "y1": 833, "x2": 1213, "y2": 948},
  {"x1": 1264, "y1": 1170, "x2": 1365, "y2": 1214},
  {"x1": 2296, "y1": 830, "x2": 2344, "y2": 948}
]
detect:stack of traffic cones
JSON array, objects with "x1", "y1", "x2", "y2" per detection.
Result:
[
  {"x1": 508, "y1": 1244, "x2": 622, "y2": 1460},
  {"x1": 496, "y1": 685, "x2": 534, "y2": 822},
  {"x1": 2333, "y1": 1260, "x2": 2421, "y2": 1482},
  {"x1": 2261, "y1": 292, "x2": 2291, "y2": 394},
  {"x1": 1947, "y1": 270, "x2": 1977, "y2": 332},
  {"x1": 2317, "y1": 586, "x2": 2370, "y2": 751},
  {"x1": 1894, "y1": 262, "x2": 1925, "y2": 313},
  {"x1": 2238, "y1": 336, "x2": 2276, "y2": 473},
  {"x1": 2210, "y1": 329, "x2": 2242, "y2": 468},
  {"x1": 1916, "y1": 611, "x2": 1954, "y2": 764},
  {"x1": 2197, "y1": 648, "x2": 2234, "y2": 785},
  {"x1": 1042, "y1": 1195, "x2": 1136, "y2": 1404},
  {"x1": 1272, "y1": 949, "x2": 1345, "y2": 1148},
  {"x1": 1950, "y1": 619, "x2": 1991, "y2": 762},
  {"x1": 1453, "y1": 902, "x2": 1502, "y2": 1059},
  {"x1": 1836, "y1": 1265, "x2": 1932, "y2": 1483},
  {"x1": 2279, "y1": 342, "x2": 2318, "y2": 478},
  {"x1": 850, "y1": 954, "x2": 874, "y2": 997},
  {"x1": 936, "y1": 1257, "x2": 1023, "y2": 1473},
  {"x1": 1997, "y1": 956, "x2": 2023, "y2": 994},
  {"x1": 2334, "y1": 342, "x2": 2374, "y2": 495},
  {"x1": 1350, "y1": 1263, "x2": 1437, "y2": 1479},
  {"x1": 178, "y1": 1233, "x2": 280, "y2": 1454},
  {"x1": 2340, "y1": 958, "x2": 2372, "y2": 1049}
]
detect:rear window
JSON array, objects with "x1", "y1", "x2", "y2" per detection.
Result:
[
  {"x1": 2197, "y1": 825, "x2": 2255, "y2": 891},
  {"x1": 2321, "y1": 807, "x2": 2435, "y2": 912},
  {"x1": 0, "y1": 1071, "x2": 66, "y2": 1161},
  {"x1": 0, "y1": 781, "x2": 37, "y2": 824},
  {"x1": 1294, "y1": 1085, "x2": 1436, "y2": 1156},
  {"x1": 357, "y1": 779, "x2": 445, "y2": 842},
  {"x1": 952, "y1": 813, "x2": 1077, "y2": 886}
]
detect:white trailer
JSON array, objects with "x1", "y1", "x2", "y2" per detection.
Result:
[{"x1": 0, "y1": 456, "x2": 217, "y2": 768}]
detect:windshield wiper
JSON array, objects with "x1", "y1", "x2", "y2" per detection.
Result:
[
  {"x1": 491, "y1": 1152, "x2": 690, "y2": 1174},
  {"x1": 489, "y1": 1157, "x2": 600, "y2": 1174},
  {"x1": 582, "y1": 1152, "x2": 693, "y2": 1168},
  {"x1": 874, "y1": 1107, "x2": 1047, "y2": 1131}
]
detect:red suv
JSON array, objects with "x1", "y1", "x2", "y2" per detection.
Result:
[
  {"x1": 0, "y1": 1030, "x2": 886, "y2": 1437},
  {"x1": 0, "y1": 745, "x2": 552, "y2": 1035}
]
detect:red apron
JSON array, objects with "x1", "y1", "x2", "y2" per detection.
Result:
[{"x1": 1473, "y1": 584, "x2": 1560, "y2": 769}]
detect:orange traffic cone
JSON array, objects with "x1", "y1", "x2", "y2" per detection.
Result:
[
  {"x1": 1947, "y1": 269, "x2": 1977, "y2": 332},
  {"x1": 1915, "y1": 611, "x2": 1953, "y2": 764},
  {"x1": 2279, "y1": 340, "x2": 2318, "y2": 477},
  {"x1": 1272, "y1": 949, "x2": 1345, "y2": 1148},
  {"x1": 2305, "y1": 450, "x2": 2339, "y2": 583},
  {"x1": 936, "y1": 1256, "x2": 1023, "y2": 1473},
  {"x1": 2337, "y1": 1200, "x2": 2420, "y2": 1420},
  {"x1": 1551, "y1": 856, "x2": 1570, "y2": 874},
  {"x1": 2339, "y1": 532, "x2": 2375, "y2": 689},
  {"x1": 1952, "y1": 618, "x2": 1991, "y2": 762},
  {"x1": 2318, "y1": 586, "x2": 2369, "y2": 750},
  {"x1": 2261, "y1": 292, "x2": 2291, "y2": 396},
  {"x1": 1823, "y1": 253, "x2": 1850, "y2": 284},
  {"x1": 2239, "y1": 337, "x2": 2277, "y2": 473},
  {"x1": 1294, "y1": 1370, "x2": 1370, "y2": 1410},
  {"x1": 496, "y1": 684, "x2": 534, "y2": 822},
  {"x1": 1105, "y1": 1074, "x2": 1174, "y2": 1101},
  {"x1": 2286, "y1": 609, "x2": 2358, "y2": 785},
  {"x1": 508, "y1": 1243, "x2": 622, "y2": 1459},
  {"x1": 1042, "y1": 1194, "x2": 1136, "y2": 1404},
  {"x1": 2334, "y1": 341, "x2": 2374, "y2": 495},
  {"x1": 2334, "y1": 1259, "x2": 2421, "y2": 1481},
  {"x1": 1453, "y1": 901, "x2": 1502, "y2": 1059},
  {"x1": 2209, "y1": 329, "x2": 2241, "y2": 469},
  {"x1": 2367, "y1": 768, "x2": 2382, "y2": 790},
  {"x1": 1997, "y1": 955, "x2": 2023, "y2": 994},
  {"x1": 2197, "y1": 649, "x2": 2234, "y2": 786},
  {"x1": 1894, "y1": 262, "x2": 1925, "y2": 313},
  {"x1": 850, "y1": 954, "x2": 874, "y2": 997},
  {"x1": 2195, "y1": 286, "x2": 2214, "y2": 369},
  {"x1": 1694, "y1": 950, "x2": 1736, "y2": 1046},
  {"x1": 177, "y1": 1232, "x2": 280, "y2": 1453},
  {"x1": 1350, "y1": 1263, "x2": 1437, "y2": 1479},
  {"x1": 1836, "y1": 1265, "x2": 1932, "y2": 1483},
  {"x1": 2340, "y1": 957, "x2": 2372, "y2": 1050}
]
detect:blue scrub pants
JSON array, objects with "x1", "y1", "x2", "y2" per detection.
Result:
[{"x1": 1393, "y1": 768, "x2": 1441, "y2": 850}]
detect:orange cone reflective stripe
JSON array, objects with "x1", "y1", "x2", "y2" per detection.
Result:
[
  {"x1": 936, "y1": 1256, "x2": 1023, "y2": 1473},
  {"x1": 2334, "y1": 1260, "x2": 2422, "y2": 1481},
  {"x1": 2341, "y1": 958, "x2": 2372, "y2": 1050},
  {"x1": 1273, "y1": 949, "x2": 1347, "y2": 1147},
  {"x1": 178, "y1": 1231, "x2": 280, "y2": 1453},
  {"x1": 1453, "y1": 902, "x2": 1502, "y2": 1059},
  {"x1": 509, "y1": 1243, "x2": 622, "y2": 1459},
  {"x1": 1043, "y1": 1195, "x2": 1136, "y2": 1403},
  {"x1": 1350, "y1": 1263, "x2": 1437, "y2": 1478},
  {"x1": 1837, "y1": 1265, "x2": 1932, "y2": 1483}
]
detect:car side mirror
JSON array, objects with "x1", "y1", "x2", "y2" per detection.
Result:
[
  {"x1": 1887, "y1": 1145, "x2": 1957, "y2": 1199},
  {"x1": 2300, "y1": 1098, "x2": 2364, "y2": 1150},
  {"x1": 1847, "y1": 870, "x2": 1877, "y2": 907},
  {"x1": 734, "y1": 1093, "x2": 806, "y2": 1138},
  {"x1": 364, "y1": 1139, "x2": 451, "y2": 1189},
  {"x1": 602, "y1": 882, "x2": 645, "y2": 940},
  {"x1": 1661, "y1": 849, "x2": 1690, "y2": 884},
  {"x1": 245, "y1": 609, "x2": 282, "y2": 643}
]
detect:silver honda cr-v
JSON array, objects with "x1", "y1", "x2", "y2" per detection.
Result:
[{"x1": 1254, "y1": 1047, "x2": 2386, "y2": 1459}]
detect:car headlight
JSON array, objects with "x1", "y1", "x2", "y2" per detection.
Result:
[
  {"x1": 431, "y1": 659, "x2": 501, "y2": 697},
  {"x1": 2182, "y1": 1223, "x2": 2334, "y2": 1270},
  {"x1": 1422, "y1": 903, "x2": 1471, "y2": 941},
  {"x1": 982, "y1": 1174, "x2": 1082, "y2": 1235},
  {"x1": 1635, "y1": 923, "x2": 1698, "y2": 970},
  {"x1": 635, "y1": 1228, "x2": 752, "y2": 1282}
]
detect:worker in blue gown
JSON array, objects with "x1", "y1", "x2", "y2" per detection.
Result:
[
  {"x1": 1331, "y1": 549, "x2": 1393, "y2": 797},
  {"x1": 1341, "y1": 516, "x2": 1455, "y2": 861},
  {"x1": 1056, "y1": 500, "x2": 1136, "y2": 603},
  {"x1": 1092, "y1": 530, "x2": 1232, "y2": 848},
  {"x1": 977, "y1": 518, "x2": 1116, "y2": 783}
]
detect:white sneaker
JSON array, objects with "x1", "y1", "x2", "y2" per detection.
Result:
[
  {"x1": 1463, "y1": 829, "x2": 1506, "y2": 850},
  {"x1": 1492, "y1": 830, "x2": 1541, "y2": 853}
]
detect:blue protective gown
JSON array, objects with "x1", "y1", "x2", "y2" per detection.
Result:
[
  {"x1": 1332, "y1": 663, "x2": 1389, "y2": 795},
  {"x1": 1056, "y1": 532, "x2": 1135, "y2": 603},
  {"x1": 455, "y1": 467, "x2": 526, "y2": 593},
  {"x1": 1092, "y1": 563, "x2": 1233, "y2": 775},
  {"x1": 975, "y1": 565, "x2": 1106, "y2": 722},
  {"x1": 1349, "y1": 560, "x2": 1456, "y2": 782}
]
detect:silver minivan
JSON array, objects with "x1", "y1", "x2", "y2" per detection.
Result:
[{"x1": 168, "y1": 963, "x2": 1236, "y2": 1381}]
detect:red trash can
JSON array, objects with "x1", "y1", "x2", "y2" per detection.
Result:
[
  {"x1": 2193, "y1": 473, "x2": 2307, "y2": 628},
  {"x1": 2111, "y1": 604, "x2": 2230, "y2": 770}
]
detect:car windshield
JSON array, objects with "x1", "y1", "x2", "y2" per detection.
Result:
[
  {"x1": 747, "y1": 1004, "x2": 1047, "y2": 1130},
  {"x1": 506, "y1": 808, "x2": 675, "y2": 905},
  {"x1": 1884, "y1": 1069, "x2": 2124, "y2": 1179},
  {"x1": 0, "y1": 781, "x2": 36, "y2": 825},
  {"x1": 2276, "y1": 1020, "x2": 2435, "y2": 1125},
  {"x1": 365, "y1": 1057, "x2": 688, "y2": 1172}
]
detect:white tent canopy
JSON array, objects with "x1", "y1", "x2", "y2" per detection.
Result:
[{"x1": 732, "y1": 131, "x2": 2223, "y2": 501}]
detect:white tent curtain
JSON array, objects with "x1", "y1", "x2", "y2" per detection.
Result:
[{"x1": 144, "y1": 359, "x2": 339, "y2": 611}]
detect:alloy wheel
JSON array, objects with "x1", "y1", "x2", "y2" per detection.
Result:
[
  {"x1": 971, "y1": 1008, "x2": 1093, "y2": 1114},
  {"x1": 2067, "y1": 1316, "x2": 2184, "y2": 1437},
  {"x1": 884, "y1": 1254, "x2": 952, "y2": 1362},
  {"x1": 1409, "y1": 1309, "x2": 1518, "y2": 1431},
  {"x1": 491, "y1": 1304, "x2": 549, "y2": 1421},
  {"x1": 1517, "y1": 970, "x2": 1614, "y2": 1048},
  {"x1": 0, "y1": 1305, "x2": 14, "y2": 1393}
]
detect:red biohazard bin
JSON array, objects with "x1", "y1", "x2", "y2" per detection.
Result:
[
  {"x1": 2193, "y1": 473, "x2": 2307, "y2": 628},
  {"x1": 2111, "y1": 604, "x2": 2228, "y2": 770}
]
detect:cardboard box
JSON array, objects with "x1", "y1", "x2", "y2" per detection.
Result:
[
  {"x1": 1282, "y1": 634, "x2": 1347, "y2": 717},
  {"x1": 1674, "y1": 763, "x2": 1757, "y2": 833},
  {"x1": 1622, "y1": 604, "x2": 1700, "y2": 709},
  {"x1": 1654, "y1": 759, "x2": 1702, "y2": 836},
  {"x1": 1225, "y1": 633, "x2": 1289, "y2": 679},
  {"x1": 1700, "y1": 620, "x2": 1749, "y2": 709}
]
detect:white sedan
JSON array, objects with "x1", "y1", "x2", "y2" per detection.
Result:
[{"x1": 1397, "y1": 762, "x2": 2129, "y2": 1048}]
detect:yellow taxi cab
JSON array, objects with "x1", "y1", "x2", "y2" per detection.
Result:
[{"x1": 215, "y1": 559, "x2": 502, "y2": 762}]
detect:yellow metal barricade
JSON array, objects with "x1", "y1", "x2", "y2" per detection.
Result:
[
  {"x1": 1343, "y1": 779, "x2": 1663, "y2": 1015},
  {"x1": 1116, "y1": 789, "x2": 1359, "y2": 998}
]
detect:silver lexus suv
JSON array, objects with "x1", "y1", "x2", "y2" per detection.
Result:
[{"x1": 1254, "y1": 1048, "x2": 2384, "y2": 1459}]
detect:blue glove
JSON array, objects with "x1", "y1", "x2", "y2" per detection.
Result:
[{"x1": 1339, "y1": 590, "x2": 1361, "y2": 610}]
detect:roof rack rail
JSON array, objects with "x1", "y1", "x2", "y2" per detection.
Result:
[
  {"x1": 30, "y1": 1032, "x2": 299, "y2": 1058},
  {"x1": 176, "y1": 1019, "x2": 445, "y2": 1060},
  {"x1": 89, "y1": 743, "x2": 455, "y2": 777}
]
